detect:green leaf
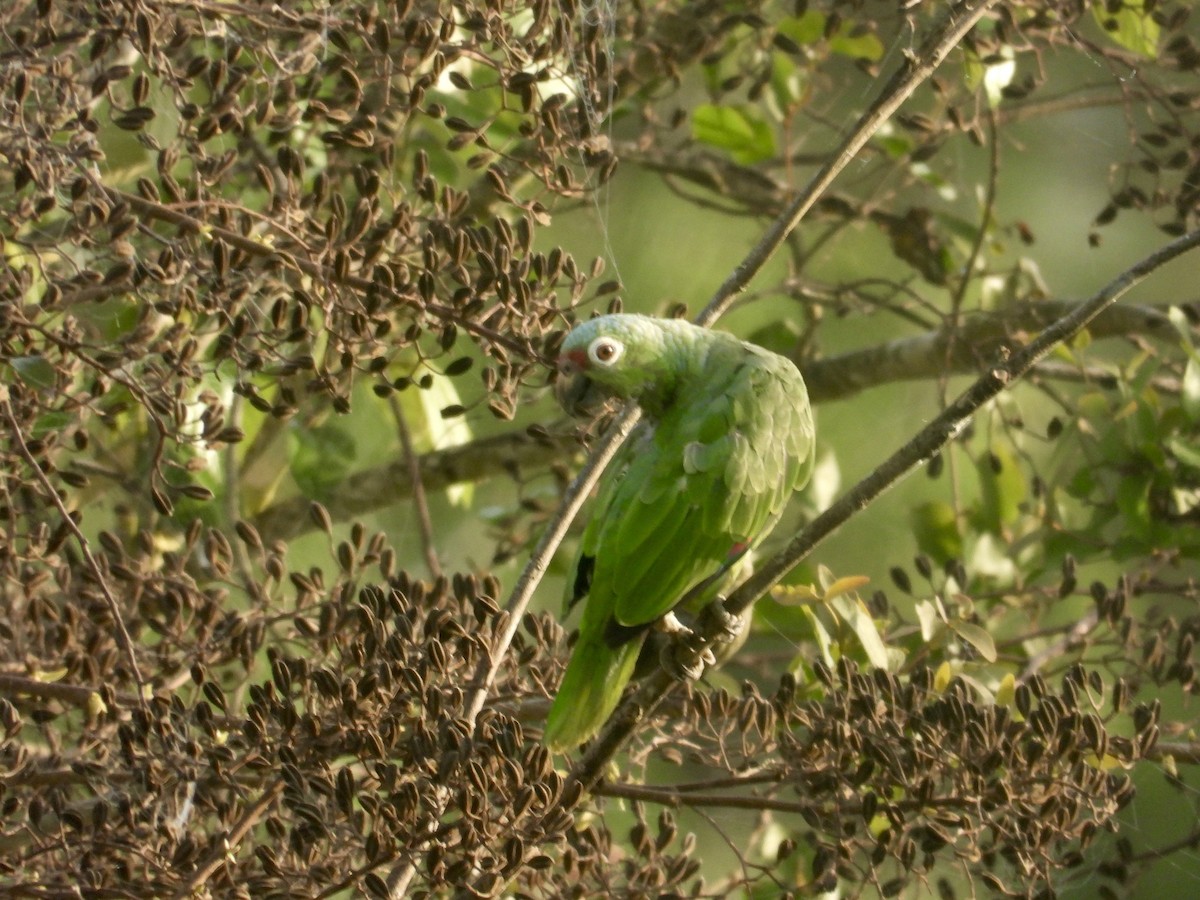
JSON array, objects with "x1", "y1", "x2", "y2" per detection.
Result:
[
  {"x1": 828, "y1": 594, "x2": 891, "y2": 671},
  {"x1": 777, "y1": 12, "x2": 826, "y2": 46},
  {"x1": 829, "y1": 29, "x2": 884, "y2": 62},
  {"x1": 777, "y1": 11, "x2": 883, "y2": 61},
  {"x1": 911, "y1": 500, "x2": 963, "y2": 563},
  {"x1": 949, "y1": 620, "x2": 997, "y2": 663},
  {"x1": 32, "y1": 411, "x2": 74, "y2": 436},
  {"x1": 1182, "y1": 356, "x2": 1200, "y2": 423},
  {"x1": 879, "y1": 134, "x2": 913, "y2": 159},
  {"x1": 1092, "y1": 2, "x2": 1160, "y2": 59},
  {"x1": 770, "y1": 53, "x2": 808, "y2": 111},
  {"x1": 692, "y1": 104, "x2": 776, "y2": 165},
  {"x1": 10, "y1": 356, "x2": 56, "y2": 390},
  {"x1": 289, "y1": 421, "x2": 357, "y2": 501}
]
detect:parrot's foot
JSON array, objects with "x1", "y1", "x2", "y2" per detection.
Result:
[
  {"x1": 656, "y1": 612, "x2": 715, "y2": 681},
  {"x1": 656, "y1": 611, "x2": 692, "y2": 637},
  {"x1": 699, "y1": 597, "x2": 743, "y2": 644},
  {"x1": 660, "y1": 639, "x2": 713, "y2": 681}
]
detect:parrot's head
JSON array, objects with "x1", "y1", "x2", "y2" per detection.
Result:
[{"x1": 555, "y1": 314, "x2": 677, "y2": 412}]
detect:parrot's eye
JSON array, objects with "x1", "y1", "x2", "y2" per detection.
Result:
[{"x1": 588, "y1": 337, "x2": 623, "y2": 367}]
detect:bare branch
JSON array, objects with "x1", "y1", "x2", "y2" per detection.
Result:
[
  {"x1": 389, "y1": 395, "x2": 441, "y2": 578},
  {"x1": 253, "y1": 429, "x2": 575, "y2": 541},
  {"x1": 802, "y1": 299, "x2": 1176, "y2": 402},
  {"x1": 1, "y1": 394, "x2": 147, "y2": 706}
]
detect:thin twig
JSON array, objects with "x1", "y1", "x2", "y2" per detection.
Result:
[
  {"x1": 1019, "y1": 608, "x2": 1101, "y2": 683},
  {"x1": 389, "y1": 395, "x2": 442, "y2": 578},
  {"x1": 695, "y1": 0, "x2": 1004, "y2": 328},
  {"x1": 387, "y1": 405, "x2": 641, "y2": 897},
  {"x1": 1, "y1": 393, "x2": 147, "y2": 707},
  {"x1": 172, "y1": 778, "x2": 284, "y2": 899}
]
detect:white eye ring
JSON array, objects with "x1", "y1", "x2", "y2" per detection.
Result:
[{"x1": 587, "y1": 337, "x2": 623, "y2": 367}]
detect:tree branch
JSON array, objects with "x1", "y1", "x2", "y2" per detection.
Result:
[
  {"x1": 802, "y1": 299, "x2": 1176, "y2": 403},
  {"x1": 253, "y1": 428, "x2": 575, "y2": 541},
  {"x1": 555, "y1": 226, "x2": 1200, "y2": 803},
  {"x1": 252, "y1": 296, "x2": 1175, "y2": 543}
]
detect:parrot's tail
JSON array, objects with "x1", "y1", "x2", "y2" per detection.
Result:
[{"x1": 544, "y1": 630, "x2": 644, "y2": 751}]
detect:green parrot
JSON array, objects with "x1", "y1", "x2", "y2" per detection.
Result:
[{"x1": 545, "y1": 313, "x2": 815, "y2": 750}]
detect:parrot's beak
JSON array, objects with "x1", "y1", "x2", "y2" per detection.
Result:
[{"x1": 555, "y1": 354, "x2": 606, "y2": 417}]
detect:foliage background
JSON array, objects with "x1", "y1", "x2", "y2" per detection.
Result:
[{"x1": 2, "y1": 0, "x2": 1200, "y2": 897}]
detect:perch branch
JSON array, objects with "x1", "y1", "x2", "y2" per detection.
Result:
[{"x1": 556, "y1": 227, "x2": 1200, "y2": 800}]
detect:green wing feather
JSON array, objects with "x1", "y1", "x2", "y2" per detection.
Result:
[{"x1": 545, "y1": 328, "x2": 814, "y2": 750}]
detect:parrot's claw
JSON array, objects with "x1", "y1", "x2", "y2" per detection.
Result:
[
  {"x1": 656, "y1": 612, "x2": 715, "y2": 681},
  {"x1": 700, "y1": 597, "x2": 742, "y2": 644},
  {"x1": 655, "y1": 610, "x2": 692, "y2": 637},
  {"x1": 660, "y1": 639, "x2": 714, "y2": 681}
]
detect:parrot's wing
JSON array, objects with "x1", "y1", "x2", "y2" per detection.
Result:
[
  {"x1": 592, "y1": 349, "x2": 814, "y2": 629},
  {"x1": 562, "y1": 422, "x2": 654, "y2": 615}
]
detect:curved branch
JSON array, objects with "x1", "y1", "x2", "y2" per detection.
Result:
[
  {"x1": 253, "y1": 297, "x2": 1174, "y2": 541},
  {"x1": 802, "y1": 299, "x2": 1176, "y2": 403},
  {"x1": 253, "y1": 428, "x2": 576, "y2": 541}
]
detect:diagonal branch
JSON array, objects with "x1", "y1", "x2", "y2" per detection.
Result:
[{"x1": 558, "y1": 227, "x2": 1200, "y2": 798}]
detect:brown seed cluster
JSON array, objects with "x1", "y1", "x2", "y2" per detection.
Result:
[
  {"x1": 3, "y1": 0, "x2": 1200, "y2": 897},
  {"x1": 770, "y1": 661, "x2": 1137, "y2": 894}
]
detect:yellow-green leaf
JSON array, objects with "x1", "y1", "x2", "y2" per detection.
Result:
[
  {"x1": 771, "y1": 583, "x2": 823, "y2": 606},
  {"x1": 995, "y1": 672, "x2": 1016, "y2": 708},
  {"x1": 934, "y1": 660, "x2": 953, "y2": 693},
  {"x1": 1092, "y1": 2, "x2": 1160, "y2": 59},
  {"x1": 692, "y1": 104, "x2": 776, "y2": 165},
  {"x1": 823, "y1": 574, "x2": 870, "y2": 601}
]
